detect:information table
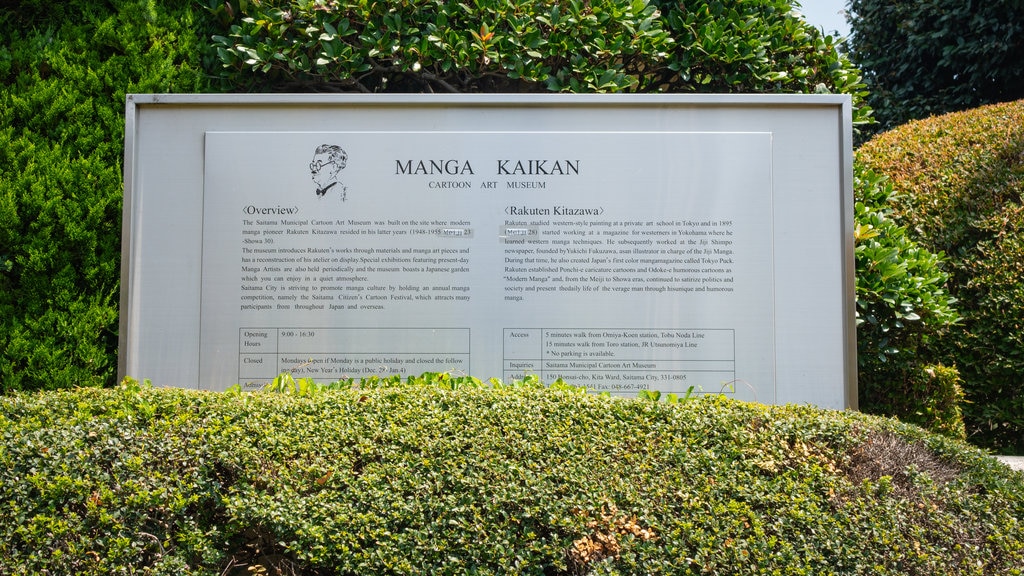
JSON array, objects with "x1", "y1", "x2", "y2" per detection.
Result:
[
  {"x1": 238, "y1": 327, "x2": 470, "y2": 387},
  {"x1": 503, "y1": 328, "x2": 735, "y2": 393}
]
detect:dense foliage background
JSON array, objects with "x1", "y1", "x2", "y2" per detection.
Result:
[
  {"x1": 0, "y1": 0, "x2": 212, "y2": 391},
  {"x1": 2, "y1": 1, "x2": 1021, "y2": 572},
  {"x1": 206, "y1": 0, "x2": 869, "y2": 114},
  {"x1": 1, "y1": 378, "x2": 1022, "y2": 575},
  {"x1": 848, "y1": 0, "x2": 1024, "y2": 132}
]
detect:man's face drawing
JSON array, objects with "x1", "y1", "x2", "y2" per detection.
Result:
[{"x1": 310, "y1": 152, "x2": 341, "y2": 188}]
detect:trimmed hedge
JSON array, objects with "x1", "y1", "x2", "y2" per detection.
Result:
[
  {"x1": 856, "y1": 99, "x2": 1024, "y2": 454},
  {"x1": 0, "y1": 0, "x2": 213, "y2": 393},
  {"x1": 859, "y1": 364, "x2": 966, "y2": 441},
  {"x1": 1, "y1": 377, "x2": 1022, "y2": 575}
]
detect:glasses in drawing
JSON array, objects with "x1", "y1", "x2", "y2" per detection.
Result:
[{"x1": 310, "y1": 159, "x2": 336, "y2": 173}]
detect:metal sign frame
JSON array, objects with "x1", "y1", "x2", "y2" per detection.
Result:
[{"x1": 120, "y1": 94, "x2": 855, "y2": 409}]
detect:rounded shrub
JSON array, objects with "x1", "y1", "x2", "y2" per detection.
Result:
[
  {"x1": 856, "y1": 99, "x2": 1024, "y2": 454},
  {"x1": 1, "y1": 377, "x2": 1022, "y2": 575}
]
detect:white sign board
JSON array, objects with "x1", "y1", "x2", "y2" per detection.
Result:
[{"x1": 120, "y1": 94, "x2": 855, "y2": 409}]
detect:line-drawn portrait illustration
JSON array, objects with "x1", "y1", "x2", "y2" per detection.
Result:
[{"x1": 310, "y1": 144, "x2": 348, "y2": 201}]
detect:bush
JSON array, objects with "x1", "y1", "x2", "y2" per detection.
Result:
[
  {"x1": 204, "y1": 0, "x2": 871, "y2": 125},
  {"x1": 856, "y1": 99, "x2": 1024, "y2": 454},
  {"x1": 2, "y1": 377, "x2": 1022, "y2": 575},
  {"x1": 0, "y1": 0, "x2": 212, "y2": 392},
  {"x1": 860, "y1": 364, "x2": 966, "y2": 441},
  {"x1": 852, "y1": 163, "x2": 961, "y2": 436}
]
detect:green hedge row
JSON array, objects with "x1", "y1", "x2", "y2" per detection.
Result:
[
  {"x1": 857, "y1": 99, "x2": 1024, "y2": 454},
  {"x1": 1, "y1": 378, "x2": 1022, "y2": 575}
]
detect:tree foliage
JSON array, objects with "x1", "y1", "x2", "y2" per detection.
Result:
[
  {"x1": 848, "y1": 0, "x2": 1024, "y2": 132},
  {"x1": 852, "y1": 164, "x2": 961, "y2": 437}
]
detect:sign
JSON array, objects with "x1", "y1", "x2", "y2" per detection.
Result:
[{"x1": 120, "y1": 94, "x2": 856, "y2": 409}]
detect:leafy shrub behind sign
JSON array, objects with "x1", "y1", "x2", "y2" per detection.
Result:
[
  {"x1": 0, "y1": 0, "x2": 211, "y2": 392},
  {"x1": 857, "y1": 99, "x2": 1024, "y2": 454},
  {"x1": 1, "y1": 378, "x2": 1022, "y2": 575},
  {"x1": 204, "y1": 0, "x2": 871, "y2": 126}
]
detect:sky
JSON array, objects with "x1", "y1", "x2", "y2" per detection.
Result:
[{"x1": 795, "y1": 0, "x2": 852, "y2": 39}]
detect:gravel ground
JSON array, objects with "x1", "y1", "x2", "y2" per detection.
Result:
[{"x1": 995, "y1": 456, "x2": 1024, "y2": 472}]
